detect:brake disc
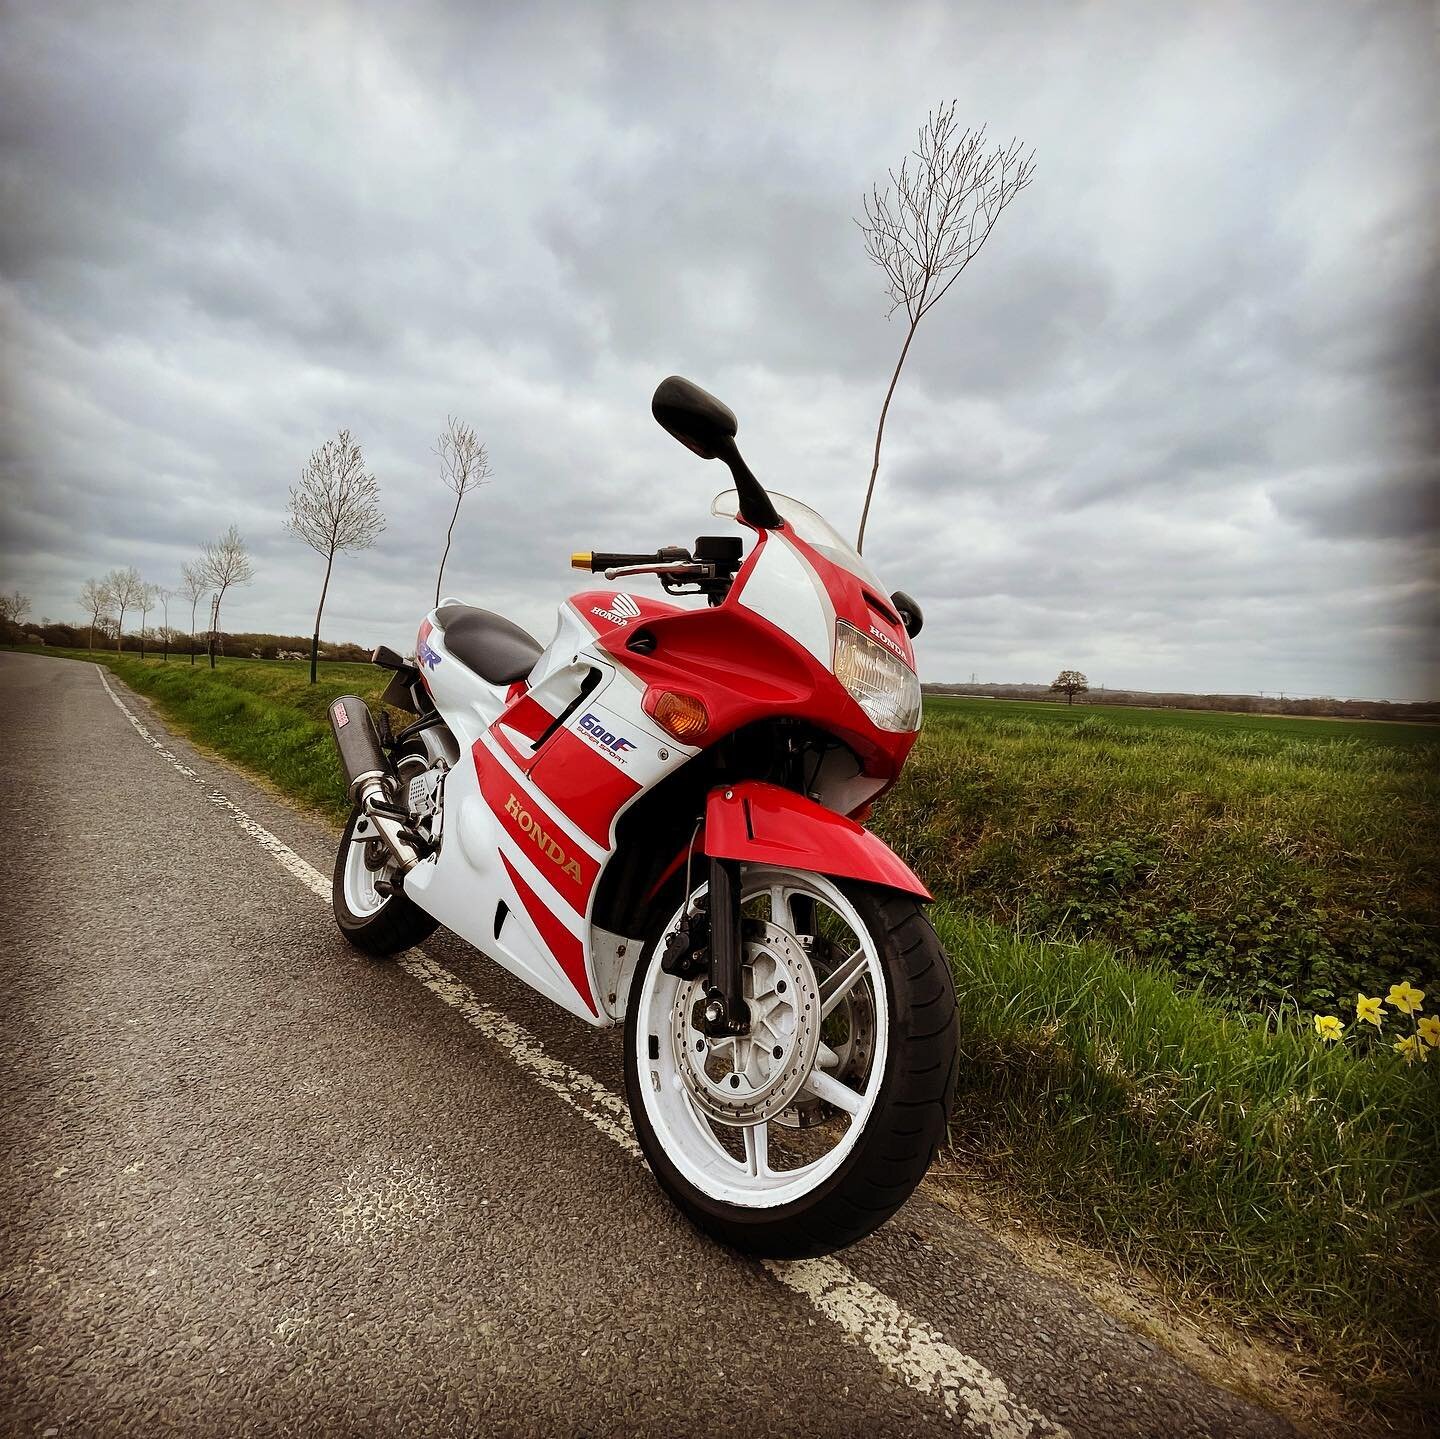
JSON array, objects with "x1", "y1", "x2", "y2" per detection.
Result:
[{"x1": 671, "y1": 921, "x2": 821, "y2": 1126}]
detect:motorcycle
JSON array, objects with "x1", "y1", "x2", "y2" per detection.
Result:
[{"x1": 327, "y1": 376, "x2": 958, "y2": 1256}]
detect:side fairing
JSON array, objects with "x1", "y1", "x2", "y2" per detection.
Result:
[{"x1": 407, "y1": 598, "x2": 698, "y2": 1026}]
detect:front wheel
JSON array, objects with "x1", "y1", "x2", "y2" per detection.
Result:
[{"x1": 624, "y1": 867, "x2": 958, "y2": 1257}]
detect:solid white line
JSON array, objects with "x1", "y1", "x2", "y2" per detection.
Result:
[{"x1": 94, "y1": 664, "x2": 1067, "y2": 1439}]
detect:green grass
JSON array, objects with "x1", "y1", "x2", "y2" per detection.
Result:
[
  {"x1": 19, "y1": 645, "x2": 1440, "y2": 1418},
  {"x1": 937, "y1": 913, "x2": 1438, "y2": 1415},
  {"x1": 878, "y1": 697, "x2": 1440, "y2": 1014},
  {"x1": 927, "y1": 693, "x2": 1440, "y2": 748}
]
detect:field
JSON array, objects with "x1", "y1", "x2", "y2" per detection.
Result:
[{"x1": 16, "y1": 647, "x2": 1440, "y2": 1421}]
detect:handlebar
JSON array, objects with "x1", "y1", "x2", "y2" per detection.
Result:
[{"x1": 571, "y1": 547, "x2": 690, "y2": 573}]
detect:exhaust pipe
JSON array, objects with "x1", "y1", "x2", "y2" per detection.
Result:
[{"x1": 329, "y1": 695, "x2": 420, "y2": 871}]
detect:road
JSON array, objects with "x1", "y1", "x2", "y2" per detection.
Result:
[{"x1": 0, "y1": 652, "x2": 1295, "y2": 1438}]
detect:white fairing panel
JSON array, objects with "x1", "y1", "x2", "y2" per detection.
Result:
[
  {"x1": 403, "y1": 601, "x2": 697, "y2": 1027},
  {"x1": 733, "y1": 533, "x2": 834, "y2": 665}
]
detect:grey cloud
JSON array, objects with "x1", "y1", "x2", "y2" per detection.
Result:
[{"x1": 1, "y1": 0, "x2": 1436, "y2": 700}]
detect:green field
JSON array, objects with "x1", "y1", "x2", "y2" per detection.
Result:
[
  {"x1": 15, "y1": 646, "x2": 1440, "y2": 1420},
  {"x1": 882, "y1": 695, "x2": 1439, "y2": 1014},
  {"x1": 927, "y1": 692, "x2": 1440, "y2": 748}
]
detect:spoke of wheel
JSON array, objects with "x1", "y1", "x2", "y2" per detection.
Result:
[
  {"x1": 769, "y1": 883, "x2": 790, "y2": 930},
  {"x1": 802, "y1": 1067, "x2": 865, "y2": 1116},
  {"x1": 743, "y1": 1121, "x2": 769, "y2": 1178},
  {"x1": 819, "y1": 946, "x2": 869, "y2": 1020},
  {"x1": 817, "y1": 1041, "x2": 841, "y2": 1070}
]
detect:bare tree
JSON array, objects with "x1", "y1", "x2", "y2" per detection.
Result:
[
  {"x1": 178, "y1": 561, "x2": 209, "y2": 665},
  {"x1": 200, "y1": 526, "x2": 255, "y2": 669},
  {"x1": 156, "y1": 585, "x2": 172, "y2": 661},
  {"x1": 433, "y1": 415, "x2": 492, "y2": 606},
  {"x1": 80, "y1": 578, "x2": 111, "y2": 652},
  {"x1": 0, "y1": 588, "x2": 32, "y2": 636},
  {"x1": 137, "y1": 582, "x2": 157, "y2": 661},
  {"x1": 286, "y1": 430, "x2": 386, "y2": 683},
  {"x1": 856, "y1": 103, "x2": 1035, "y2": 552},
  {"x1": 104, "y1": 567, "x2": 144, "y2": 654},
  {"x1": 1050, "y1": 670, "x2": 1089, "y2": 706}
]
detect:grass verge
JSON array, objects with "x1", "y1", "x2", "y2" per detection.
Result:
[{"x1": 24, "y1": 646, "x2": 1440, "y2": 1421}]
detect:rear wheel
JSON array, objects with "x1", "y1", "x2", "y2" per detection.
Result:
[
  {"x1": 624, "y1": 867, "x2": 958, "y2": 1257},
  {"x1": 332, "y1": 805, "x2": 437, "y2": 956}
]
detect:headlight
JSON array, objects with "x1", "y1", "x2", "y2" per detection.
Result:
[{"x1": 833, "y1": 621, "x2": 921, "y2": 732}]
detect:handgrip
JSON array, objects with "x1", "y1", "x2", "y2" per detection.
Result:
[{"x1": 573, "y1": 550, "x2": 660, "y2": 573}]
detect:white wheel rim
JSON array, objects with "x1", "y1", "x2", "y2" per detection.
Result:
[
  {"x1": 342, "y1": 827, "x2": 389, "y2": 918},
  {"x1": 635, "y1": 867, "x2": 890, "y2": 1210}
]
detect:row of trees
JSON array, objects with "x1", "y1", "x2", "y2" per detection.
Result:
[
  {"x1": 285, "y1": 416, "x2": 489, "y2": 682},
  {"x1": 50, "y1": 417, "x2": 488, "y2": 679},
  {"x1": 78, "y1": 525, "x2": 255, "y2": 667}
]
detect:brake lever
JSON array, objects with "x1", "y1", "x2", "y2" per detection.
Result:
[{"x1": 602, "y1": 562, "x2": 710, "y2": 581}]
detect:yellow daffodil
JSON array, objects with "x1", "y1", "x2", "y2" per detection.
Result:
[
  {"x1": 1386, "y1": 981, "x2": 1425, "y2": 1016},
  {"x1": 1394, "y1": 1034, "x2": 1425, "y2": 1064},
  {"x1": 1419, "y1": 1016, "x2": 1440, "y2": 1049},
  {"x1": 1356, "y1": 994, "x2": 1384, "y2": 1028},
  {"x1": 1313, "y1": 1014, "x2": 1343, "y2": 1042}
]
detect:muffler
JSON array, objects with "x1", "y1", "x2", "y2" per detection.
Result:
[{"x1": 329, "y1": 695, "x2": 420, "y2": 871}]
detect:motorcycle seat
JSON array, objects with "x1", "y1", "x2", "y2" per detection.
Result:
[{"x1": 434, "y1": 603, "x2": 543, "y2": 686}]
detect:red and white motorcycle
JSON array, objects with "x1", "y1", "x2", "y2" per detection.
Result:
[{"x1": 328, "y1": 376, "x2": 957, "y2": 1255}]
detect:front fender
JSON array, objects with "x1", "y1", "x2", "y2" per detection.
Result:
[{"x1": 703, "y1": 781, "x2": 931, "y2": 901}]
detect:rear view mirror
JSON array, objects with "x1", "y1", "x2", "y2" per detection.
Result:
[{"x1": 651, "y1": 376, "x2": 738, "y2": 460}]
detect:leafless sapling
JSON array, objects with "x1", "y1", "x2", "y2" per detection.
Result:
[
  {"x1": 433, "y1": 415, "x2": 492, "y2": 606},
  {"x1": 856, "y1": 103, "x2": 1035, "y2": 552},
  {"x1": 200, "y1": 527, "x2": 255, "y2": 669},
  {"x1": 286, "y1": 430, "x2": 386, "y2": 684},
  {"x1": 103, "y1": 567, "x2": 144, "y2": 654},
  {"x1": 80, "y1": 578, "x2": 111, "y2": 652},
  {"x1": 137, "y1": 582, "x2": 159, "y2": 661},
  {"x1": 178, "y1": 561, "x2": 209, "y2": 665}
]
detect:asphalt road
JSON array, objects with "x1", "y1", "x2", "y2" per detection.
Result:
[{"x1": 0, "y1": 652, "x2": 1296, "y2": 1438}]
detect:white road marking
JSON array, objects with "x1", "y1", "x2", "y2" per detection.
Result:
[{"x1": 95, "y1": 665, "x2": 1067, "y2": 1439}]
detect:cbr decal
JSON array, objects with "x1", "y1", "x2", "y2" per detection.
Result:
[{"x1": 418, "y1": 638, "x2": 442, "y2": 670}]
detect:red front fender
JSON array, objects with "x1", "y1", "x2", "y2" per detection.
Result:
[{"x1": 703, "y1": 781, "x2": 931, "y2": 901}]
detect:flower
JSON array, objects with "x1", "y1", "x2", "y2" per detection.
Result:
[
  {"x1": 1386, "y1": 981, "x2": 1425, "y2": 1016},
  {"x1": 1313, "y1": 1014, "x2": 1344, "y2": 1042},
  {"x1": 1394, "y1": 1034, "x2": 1426, "y2": 1064},
  {"x1": 1419, "y1": 1016, "x2": 1440, "y2": 1049},
  {"x1": 1356, "y1": 994, "x2": 1384, "y2": 1028}
]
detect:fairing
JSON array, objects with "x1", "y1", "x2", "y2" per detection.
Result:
[{"x1": 399, "y1": 496, "x2": 923, "y2": 1028}]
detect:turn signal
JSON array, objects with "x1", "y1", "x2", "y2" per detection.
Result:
[
  {"x1": 570, "y1": 551, "x2": 593, "y2": 571},
  {"x1": 644, "y1": 689, "x2": 709, "y2": 741}
]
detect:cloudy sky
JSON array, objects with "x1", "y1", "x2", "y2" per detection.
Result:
[{"x1": 2, "y1": 1, "x2": 1436, "y2": 698}]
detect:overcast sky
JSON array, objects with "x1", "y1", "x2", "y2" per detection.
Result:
[{"x1": 2, "y1": 1, "x2": 1436, "y2": 698}]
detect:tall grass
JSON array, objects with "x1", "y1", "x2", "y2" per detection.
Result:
[
  {"x1": 938, "y1": 912, "x2": 1439, "y2": 1412},
  {"x1": 877, "y1": 701, "x2": 1440, "y2": 1011}
]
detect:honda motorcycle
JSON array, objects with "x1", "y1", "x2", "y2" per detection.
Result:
[{"x1": 327, "y1": 376, "x2": 958, "y2": 1256}]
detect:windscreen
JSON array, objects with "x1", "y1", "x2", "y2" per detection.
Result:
[{"x1": 711, "y1": 488, "x2": 888, "y2": 593}]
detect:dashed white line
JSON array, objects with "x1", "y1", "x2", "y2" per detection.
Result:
[{"x1": 95, "y1": 664, "x2": 1067, "y2": 1439}]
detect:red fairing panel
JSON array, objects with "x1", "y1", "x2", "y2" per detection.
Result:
[{"x1": 704, "y1": 781, "x2": 931, "y2": 901}]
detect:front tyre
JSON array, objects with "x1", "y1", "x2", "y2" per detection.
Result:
[
  {"x1": 332, "y1": 806, "x2": 438, "y2": 957},
  {"x1": 624, "y1": 867, "x2": 958, "y2": 1257}
]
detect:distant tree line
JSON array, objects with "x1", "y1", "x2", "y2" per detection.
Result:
[
  {"x1": 5, "y1": 416, "x2": 495, "y2": 682},
  {"x1": 926, "y1": 681, "x2": 1440, "y2": 725}
]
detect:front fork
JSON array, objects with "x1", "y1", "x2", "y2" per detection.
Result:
[
  {"x1": 702, "y1": 856, "x2": 749, "y2": 1037},
  {"x1": 658, "y1": 855, "x2": 751, "y2": 1038}
]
